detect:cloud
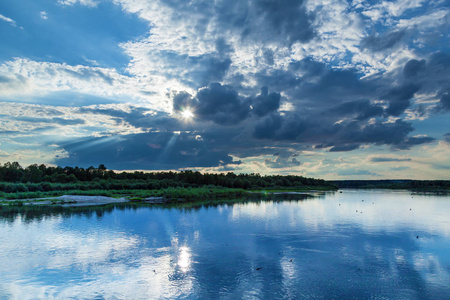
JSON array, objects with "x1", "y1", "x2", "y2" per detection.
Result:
[
  {"x1": 384, "y1": 84, "x2": 420, "y2": 116},
  {"x1": 403, "y1": 59, "x2": 426, "y2": 78},
  {"x1": 58, "y1": 0, "x2": 98, "y2": 7},
  {"x1": 330, "y1": 100, "x2": 384, "y2": 121},
  {"x1": 444, "y1": 133, "x2": 450, "y2": 143},
  {"x1": 16, "y1": 116, "x2": 85, "y2": 126},
  {"x1": 252, "y1": 113, "x2": 424, "y2": 151},
  {"x1": 361, "y1": 30, "x2": 406, "y2": 52},
  {"x1": 1, "y1": 0, "x2": 448, "y2": 178},
  {"x1": 173, "y1": 83, "x2": 251, "y2": 126},
  {"x1": 0, "y1": 58, "x2": 171, "y2": 110},
  {"x1": 361, "y1": 0, "x2": 427, "y2": 21},
  {"x1": 390, "y1": 166, "x2": 410, "y2": 171},
  {"x1": 250, "y1": 87, "x2": 281, "y2": 117},
  {"x1": 264, "y1": 155, "x2": 301, "y2": 169},
  {"x1": 329, "y1": 144, "x2": 360, "y2": 152},
  {"x1": 252, "y1": 114, "x2": 284, "y2": 139},
  {"x1": 395, "y1": 136, "x2": 436, "y2": 150},
  {"x1": 55, "y1": 131, "x2": 240, "y2": 170},
  {"x1": 241, "y1": 0, "x2": 316, "y2": 45},
  {"x1": 336, "y1": 169, "x2": 380, "y2": 177},
  {"x1": 40, "y1": 11, "x2": 48, "y2": 20},
  {"x1": 370, "y1": 157, "x2": 412, "y2": 163},
  {"x1": 0, "y1": 14, "x2": 16, "y2": 27},
  {"x1": 436, "y1": 88, "x2": 450, "y2": 111}
]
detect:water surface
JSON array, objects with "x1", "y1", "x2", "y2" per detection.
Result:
[{"x1": 1, "y1": 190, "x2": 449, "y2": 299}]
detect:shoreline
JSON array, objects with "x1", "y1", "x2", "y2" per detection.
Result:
[
  {"x1": 2, "y1": 195, "x2": 167, "y2": 207},
  {"x1": 1, "y1": 189, "x2": 328, "y2": 208}
]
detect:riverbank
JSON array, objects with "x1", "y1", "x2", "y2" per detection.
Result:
[{"x1": 1, "y1": 187, "x2": 331, "y2": 208}]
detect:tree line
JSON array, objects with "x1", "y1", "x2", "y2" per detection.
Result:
[
  {"x1": 0, "y1": 162, "x2": 335, "y2": 193},
  {"x1": 333, "y1": 180, "x2": 450, "y2": 190}
]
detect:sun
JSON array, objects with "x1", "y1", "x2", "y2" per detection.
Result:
[{"x1": 180, "y1": 108, "x2": 194, "y2": 120}]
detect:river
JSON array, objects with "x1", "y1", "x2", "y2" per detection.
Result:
[{"x1": 0, "y1": 189, "x2": 449, "y2": 299}]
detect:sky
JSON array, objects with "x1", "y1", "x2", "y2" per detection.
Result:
[{"x1": 0, "y1": 0, "x2": 449, "y2": 179}]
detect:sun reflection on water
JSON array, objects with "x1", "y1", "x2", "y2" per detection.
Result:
[{"x1": 178, "y1": 246, "x2": 191, "y2": 272}]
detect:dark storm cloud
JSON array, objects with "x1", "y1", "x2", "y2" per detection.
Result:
[
  {"x1": 384, "y1": 84, "x2": 420, "y2": 117},
  {"x1": 174, "y1": 83, "x2": 280, "y2": 126},
  {"x1": 195, "y1": 83, "x2": 250, "y2": 125},
  {"x1": 56, "y1": 131, "x2": 239, "y2": 170},
  {"x1": 246, "y1": 51, "x2": 449, "y2": 152},
  {"x1": 394, "y1": 136, "x2": 436, "y2": 150},
  {"x1": 256, "y1": 58, "x2": 375, "y2": 108},
  {"x1": 250, "y1": 87, "x2": 281, "y2": 117},
  {"x1": 437, "y1": 88, "x2": 450, "y2": 111},
  {"x1": 173, "y1": 83, "x2": 250, "y2": 125},
  {"x1": 212, "y1": 0, "x2": 316, "y2": 46},
  {"x1": 360, "y1": 30, "x2": 406, "y2": 52},
  {"x1": 55, "y1": 49, "x2": 450, "y2": 170},
  {"x1": 370, "y1": 157, "x2": 412, "y2": 163},
  {"x1": 252, "y1": 113, "x2": 283, "y2": 139},
  {"x1": 253, "y1": 111, "x2": 432, "y2": 151},
  {"x1": 401, "y1": 52, "x2": 450, "y2": 111},
  {"x1": 403, "y1": 59, "x2": 426, "y2": 78},
  {"x1": 253, "y1": 52, "x2": 449, "y2": 121},
  {"x1": 329, "y1": 100, "x2": 384, "y2": 121}
]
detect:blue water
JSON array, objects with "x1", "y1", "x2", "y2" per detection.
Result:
[{"x1": 0, "y1": 189, "x2": 449, "y2": 299}]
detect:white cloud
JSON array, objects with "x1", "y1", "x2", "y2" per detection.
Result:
[
  {"x1": 58, "y1": 0, "x2": 99, "y2": 7},
  {"x1": 0, "y1": 14, "x2": 16, "y2": 27},
  {"x1": 0, "y1": 58, "x2": 172, "y2": 112},
  {"x1": 0, "y1": 102, "x2": 147, "y2": 137},
  {"x1": 40, "y1": 11, "x2": 48, "y2": 20},
  {"x1": 361, "y1": 0, "x2": 427, "y2": 22},
  {"x1": 397, "y1": 8, "x2": 450, "y2": 29}
]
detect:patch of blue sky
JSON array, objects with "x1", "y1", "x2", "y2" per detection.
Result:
[
  {"x1": 0, "y1": 0, "x2": 148, "y2": 71},
  {"x1": 410, "y1": 114, "x2": 450, "y2": 138}
]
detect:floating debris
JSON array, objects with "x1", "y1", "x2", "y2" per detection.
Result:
[{"x1": 256, "y1": 267, "x2": 262, "y2": 271}]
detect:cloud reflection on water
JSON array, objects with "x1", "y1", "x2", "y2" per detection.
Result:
[{"x1": 0, "y1": 190, "x2": 449, "y2": 299}]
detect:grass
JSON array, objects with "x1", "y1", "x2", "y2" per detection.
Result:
[{"x1": 0, "y1": 186, "x2": 249, "y2": 202}]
